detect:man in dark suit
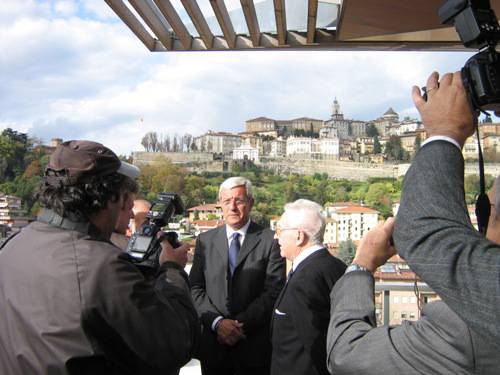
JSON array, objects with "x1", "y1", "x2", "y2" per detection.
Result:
[
  {"x1": 327, "y1": 217, "x2": 500, "y2": 374},
  {"x1": 190, "y1": 176, "x2": 286, "y2": 375},
  {"x1": 271, "y1": 199, "x2": 346, "y2": 375},
  {"x1": 394, "y1": 71, "x2": 500, "y2": 346}
]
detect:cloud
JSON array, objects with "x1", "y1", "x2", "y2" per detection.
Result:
[{"x1": 0, "y1": 1, "x2": 491, "y2": 156}]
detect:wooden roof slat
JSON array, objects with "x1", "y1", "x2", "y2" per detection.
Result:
[
  {"x1": 180, "y1": 0, "x2": 214, "y2": 48},
  {"x1": 210, "y1": 0, "x2": 237, "y2": 49},
  {"x1": 307, "y1": 0, "x2": 318, "y2": 44},
  {"x1": 240, "y1": 0, "x2": 261, "y2": 47},
  {"x1": 153, "y1": 0, "x2": 193, "y2": 49},
  {"x1": 105, "y1": 0, "x2": 157, "y2": 51},
  {"x1": 273, "y1": 0, "x2": 287, "y2": 45},
  {"x1": 129, "y1": 0, "x2": 173, "y2": 50}
]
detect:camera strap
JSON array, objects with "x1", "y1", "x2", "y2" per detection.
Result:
[{"x1": 475, "y1": 122, "x2": 491, "y2": 235}]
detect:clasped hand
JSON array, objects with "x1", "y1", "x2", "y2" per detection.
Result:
[{"x1": 216, "y1": 319, "x2": 246, "y2": 346}]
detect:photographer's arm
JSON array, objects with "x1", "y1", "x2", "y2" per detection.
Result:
[
  {"x1": 82, "y1": 247, "x2": 200, "y2": 374},
  {"x1": 394, "y1": 70, "x2": 500, "y2": 345}
]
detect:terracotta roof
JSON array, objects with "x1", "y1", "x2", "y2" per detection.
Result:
[
  {"x1": 291, "y1": 117, "x2": 324, "y2": 122},
  {"x1": 387, "y1": 254, "x2": 406, "y2": 263},
  {"x1": 246, "y1": 117, "x2": 275, "y2": 122},
  {"x1": 374, "y1": 271, "x2": 420, "y2": 281},
  {"x1": 188, "y1": 203, "x2": 221, "y2": 211},
  {"x1": 192, "y1": 219, "x2": 225, "y2": 227},
  {"x1": 335, "y1": 206, "x2": 379, "y2": 214}
]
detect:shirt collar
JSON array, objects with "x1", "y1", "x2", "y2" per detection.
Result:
[
  {"x1": 226, "y1": 220, "x2": 251, "y2": 240},
  {"x1": 292, "y1": 244, "x2": 324, "y2": 272}
]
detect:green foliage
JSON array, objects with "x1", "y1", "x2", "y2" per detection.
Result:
[
  {"x1": 373, "y1": 135, "x2": 382, "y2": 154},
  {"x1": 366, "y1": 124, "x2": 379, "y2": 137},
  {"x1": 384, "y1": 135, "x2": 409, "y2": 161},
  {"x1": 464, "y1": 174, "x2": 495, "y2": 204},
  {"x1": 337, "y1": 239, "x2": 357, "y2": 265},
  {"x1": 0, "y1": 128, "x2": 29, "y2": 182}
]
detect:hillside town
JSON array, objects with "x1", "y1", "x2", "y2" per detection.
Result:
[{"x1": 140, "y1": 98, "x2": 500, "y2": 165}]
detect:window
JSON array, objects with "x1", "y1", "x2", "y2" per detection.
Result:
[
  {"x1": 401, "y1": 312, "x2": 408, "y2": 319},
  {"x1": 393, "y1": 296, "x2": 400, "y2": 304},
  {"x1": 402, "y1": 296, "x2": 408, "y2": 304}
]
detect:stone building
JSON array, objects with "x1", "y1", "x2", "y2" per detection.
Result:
[{"x1": 193, "y1": 131, "x2": 242, "y2": 154}]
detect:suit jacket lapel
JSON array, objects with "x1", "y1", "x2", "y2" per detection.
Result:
[
  {"x1": 213, "y1": 226, "x2": 229, "y2": 264},
  {"x1": 235, "y1": 221, "x2": 262, "y2": 269}
]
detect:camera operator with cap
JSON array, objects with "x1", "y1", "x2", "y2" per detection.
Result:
[{"x1": 0, "y1": 140, "x2": 200, "y2": 375}]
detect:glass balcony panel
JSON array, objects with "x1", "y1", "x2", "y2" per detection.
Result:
[
  {"x1": 225, "y1": 0, "x2": 250, "y2": 35},
  {"x1": 255, "y1": 0, "x2": 277, "y2": 33},
  {"x1": 317, "y1": 0, "x2": 340, "y2": 29},
  {"x1": 170, "y1": 0, "x2": 200, "y2": 36},
  {"x1": 197, "y1": 0, "x2": 223, "y2": 36}
]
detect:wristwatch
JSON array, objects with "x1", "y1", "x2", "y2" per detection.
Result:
[{"x1": 345, "y1": 263, "x2": 370, "y2": 274}]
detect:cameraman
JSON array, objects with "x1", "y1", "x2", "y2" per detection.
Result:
[
  {"x1": 0, "y1": 140, "x2": 199, "y2": 375},
  {"x1": 394, "y1": 71, "x2": 500, "y2": 346}
]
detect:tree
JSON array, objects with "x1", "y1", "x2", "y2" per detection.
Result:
[
  {"x1": 366, "y1": 124, "x2": 379, "y2": 137},
  {"x1": 141, "y1": 132, "x2": 160, "y2": 152},
  {"x1": 0, "y1": 128, "x2": 29, "y2": 181},
  {"x1": 337, "y1": 239, "x2": 357, "y2": 265},
  {"x1": 414, "y1": 136, "x2": 421, "y2": 155},
  {"x1": 373, "y1": 135, "x2": 382, "y2": 154},
  {"x1": 384, "y1": 135, "x2": 405, "y2": 161}
]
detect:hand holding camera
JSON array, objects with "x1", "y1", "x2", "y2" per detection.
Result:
[{"x1": 159, "y1": 236, "x2": 190, "y2": 268}]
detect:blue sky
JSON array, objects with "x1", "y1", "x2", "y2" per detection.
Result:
[{"x1": 0, "y1": 0, "x2": 488, "y2": 155}]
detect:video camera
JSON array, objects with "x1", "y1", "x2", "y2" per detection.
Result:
[
  {"x1": 439, "y1": 0, "x2": 500, "y2": 113},
  {"x1": 126, "y1": 192, "x2": 184, "y2": 269}
]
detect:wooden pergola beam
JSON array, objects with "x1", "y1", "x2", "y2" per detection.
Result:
[
  {"x1": 240, "y1": 0, "x2": 261, "y2": 47},
  {"x1": 307, "y1": 0, "x2": 318, "y2": 44},
  {"x1": 273, "y1": 0, "x2": 287, "y2": 45},
  {"x1": 129, "y1": 0, "x2": 173, "y2": 50},
  {"x1": 210, "y1": 0, "x2": 237, "y2": 49},
  {"x1": 153, "y1": 0, "x2": 193, "y2": 49},
  {"x1": 105, "y1": 0, "x2": 157, "y2": 51},
  {"x1": 180, "y1": 0, "x2": 214, "y2": 48}
]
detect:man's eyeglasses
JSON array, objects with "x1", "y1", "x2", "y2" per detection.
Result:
[
  {"x1": 275, "y1": 227, "x2": 299, "y2": 236},
  {"x1": 221, "y1": 197, "x2": 248, "y2": 207}
]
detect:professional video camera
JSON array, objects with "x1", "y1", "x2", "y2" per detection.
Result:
[
  {"x1": 126, "y1": 192, "x2": 184, "y2": 269},
  {"x1": 439, "y1": 0, "x2": 500, "y2": 113}
]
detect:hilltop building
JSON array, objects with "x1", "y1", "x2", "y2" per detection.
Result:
[
  {"x1": 0, "y1": 195, "x2": 32, "y2": 231},
  {"x1": 193, "y1": 131, "x2": 242, "y2": 154},
  {"x1": 233, "y1": 141, "x2": 260, "y2": 163}
]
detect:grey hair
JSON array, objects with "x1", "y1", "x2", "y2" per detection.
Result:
[
  {"x1": 219, "y1": 176, "x2": 253, "y2": 199},
  {"x1": 281, "y1": 199, "x2": 326, "y2": 245}
]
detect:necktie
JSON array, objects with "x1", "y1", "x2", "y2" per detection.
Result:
[
  {"x1": 229, "y1": 232, "x2": 240, "y2": 276},
  {"x1": 287, "y1": 268, "x2": 294, "y2": 281}
]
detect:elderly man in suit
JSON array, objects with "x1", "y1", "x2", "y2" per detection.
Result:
[
  {"x1": 270, "y1": 199, "x2": 345, "y2": 375},
  {"x1": 189, "y1": 176, "x2": 286, "y2": 375},
  {"x1": 393, "y1": 70, "x2": 500, "y2": 346}
]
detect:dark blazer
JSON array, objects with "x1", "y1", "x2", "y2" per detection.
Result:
[
  {"x1": 189, "y1": 221, "x2": 286, "y2": 368},
  {"x1": 327, "y1": 271, "x2": 500, "y2": 374},
  {"x1": 270, "y1": 248, "x2": 346, "y2": 375},
  {"x1": 394, "y1": 140, "x2": 500, "y2": 346}
]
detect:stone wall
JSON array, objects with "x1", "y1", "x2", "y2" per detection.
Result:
[{"x1": 132, "y1": 152, "x2": 500, "y2": 181}]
